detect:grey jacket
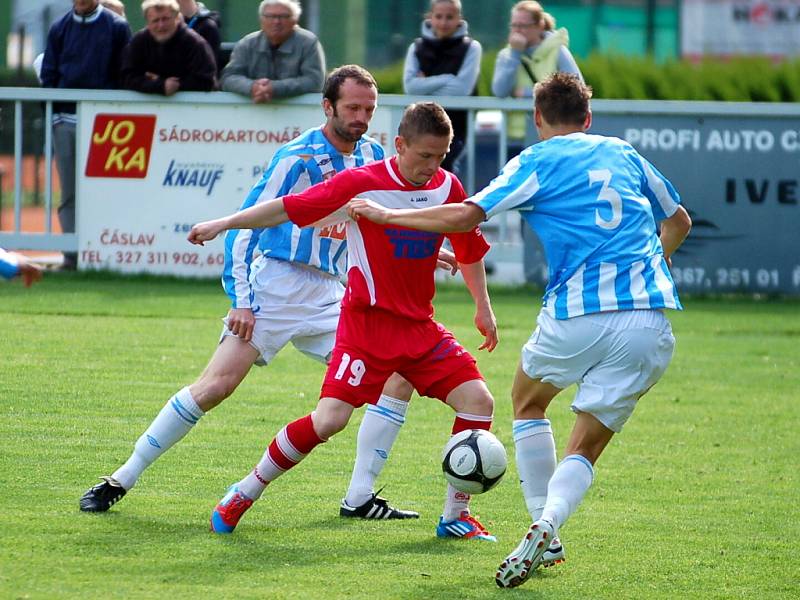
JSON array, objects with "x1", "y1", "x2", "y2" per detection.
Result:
[{"x1": 221, "y1": 27, "x2": 325, "y2": 98}]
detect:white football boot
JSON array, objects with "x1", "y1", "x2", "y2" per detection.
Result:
[{"x1": 495, "y1": 519, "x2": 555, "y2": 588}]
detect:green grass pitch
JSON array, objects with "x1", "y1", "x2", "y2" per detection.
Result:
[{"x1": 1, "y1": 273, "x2": 798, "y2": 599}]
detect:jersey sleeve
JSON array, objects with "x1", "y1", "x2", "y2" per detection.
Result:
[
  {"x1": 633, "y1": 150, "x2": 681, "y2": 221},
  {"x1": 444, "y1": 176, "x2": 490, "y2": 264},
  {"x1": 222, "y1": 154, "x2": 308, "y2": 308},
  {"x1": 0, "y1": 248, "x2": 20, "y2": 279},
  {"x1": 468, "y1": 150, "x2": 540, "y2": 218},
  {"x1": 283, "y1": 168, "x2": 364, "y2": 227}
]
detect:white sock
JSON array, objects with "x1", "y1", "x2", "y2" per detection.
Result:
[
  {"x1": 541, "y1": 454, "x2": 594, "y2": 530},
  {"x1": 443, "y1": 484, "x2": 471, "y2": 521},
  {"x1": 344, "y1": 395, "x2": 408, "y2": 507},
  {"x1": 513, "y1": 419, "x2": 557, "y2": 521},
  {"x1": 112, "y1": 387, "x2": 204, "y2": 490}
]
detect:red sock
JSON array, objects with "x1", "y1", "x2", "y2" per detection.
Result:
[
  {"x1": 265, "y1": 414, "x2": 324, "y2": 474},
  {"x1": 451, "y1": 412, "x2": 492, "y2": 435}
]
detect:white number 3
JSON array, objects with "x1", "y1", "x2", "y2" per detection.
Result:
[
  {"x1": 333, "y1": 352, "x2": 367, "y2": 386},
  {"x1": 589, "y1": 169, "x2": 622, "y2": 230}
]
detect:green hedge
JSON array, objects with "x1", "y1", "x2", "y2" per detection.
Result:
[{"x1": 373, "y1": 53, "x2": 800, "y2": 102}]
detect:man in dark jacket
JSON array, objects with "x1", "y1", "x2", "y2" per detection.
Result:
[
  {"x1": 178, "y1": 0, "x2": 222, "y2": 72},
  {"x1": 41, "y1": 0, "x2": 131, "y2": 270},
  {"x1": 121, "y1": 0, "x2": 217, "y2": 96}
]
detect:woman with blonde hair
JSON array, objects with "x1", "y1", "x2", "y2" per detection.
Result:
[{"x1": 492, "y1": 1, "x2": 582, "y2": 99}]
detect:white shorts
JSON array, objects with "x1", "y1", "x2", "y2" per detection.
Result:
[
  {"x1": 220, "y1": 257, "x2": 344, "y2": 366},
  {"x1": 521, "y1": 309, "x2": 675, "y2": 433}
]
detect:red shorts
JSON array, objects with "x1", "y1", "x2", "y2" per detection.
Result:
[{"x1": 321, "y1": 307, "x2": 483, "y2": 407}]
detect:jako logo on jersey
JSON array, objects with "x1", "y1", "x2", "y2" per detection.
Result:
[
  {"x1": 411, "y1": 196, "x2": 428, "y2": 203},
  {"x1": 386, "y1": 229, "x2": 439, "y2": 259},
  {"x1": 85, "y1": 114, "x2": 157, "y2": 178},
  {"x1": 317, "y1": 158, "x2": 332, "y2": 166},
  {"x1": 162, "y1": 160, "x2": 223, "y2": 196}
]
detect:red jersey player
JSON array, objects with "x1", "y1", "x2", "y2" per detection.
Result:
[{"x1": 189, "y1": 102, "x2": 499, "y2": 540}]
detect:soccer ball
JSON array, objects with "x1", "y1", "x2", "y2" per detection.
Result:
[{"x1": 442, "y1": 429, "x2": 507, "y2": 494}]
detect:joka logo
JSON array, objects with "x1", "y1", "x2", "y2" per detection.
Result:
[
  {"x1": 85, "y1": 114, "x2": 156, "y2": 178},
  {"x1": 162, "y1": 160, "x2": 224, "y2": 196}
]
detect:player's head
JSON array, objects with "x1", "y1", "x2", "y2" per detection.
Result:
[
  {"x1": 395, "y1": 102, "x2": 452, "y2": 185},
  {"x1": 322, "y1": 65, "x2": 378, "y2": 146},
  {"x1": 533, "y1": 73, "x2": 592, "y2": 138}
]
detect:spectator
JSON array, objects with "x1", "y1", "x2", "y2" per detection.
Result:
[
  {"x1": 100, "y1": 0, "x2": 126, "y2": 18},
  {"x1": 0, "y1": 248, "x2": 44, "y2": 287},
  {"x1": 221, "y1": 0, "x2": 325, "y2": 103},
  {"x1": 492, "y1": 1, "x2": 582, "y2": 100},
  {"x1": 177, "y1": 0, "x2": 222, "y2": 72},
  {"x1": 491, "y1": 1, "x2": 584, "y2": 282},
  {"x1": 121, "y1": 0, "x2": 217, "y2": 95},
  {"x1": 403, "y1": 0, "x2": 481, "y2": 173},
  {"x1": 40, "y1": 0, "x2": 131, "y2": 270}
]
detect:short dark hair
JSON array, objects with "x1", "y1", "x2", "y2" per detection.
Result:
[
  {"x1": 397, "y1": 102, "x2": 452, "y2": 143},
  {"x1": 323, "y1": 65, "x2": 377, "y2": 106},
  {"x1": 534, "y1": 73, "x2": 592, "y2": 127}
]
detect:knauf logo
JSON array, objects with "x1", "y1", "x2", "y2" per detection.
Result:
[{"x1": 162, "y1": 160, "x2": 223, "y2": 196}]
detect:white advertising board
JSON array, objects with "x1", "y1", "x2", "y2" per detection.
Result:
[
  {"x1": 76, "y1": 101, "x2": 393, "y2": 276},
  {"x1": 681, "y1": 0, "x2": 800, "y2": 58}
]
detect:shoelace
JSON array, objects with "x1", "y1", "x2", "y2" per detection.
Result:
[
  {"x1": 224, "y1": 494, "x2": 251, "y2": 515},
  {"x1": 461, "y1": 513, "x2": 490, "y2": 535}
]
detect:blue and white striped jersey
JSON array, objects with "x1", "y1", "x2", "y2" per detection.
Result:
[
  {"x1": 471, "y1": 132, "x2": 683, "y2": 319},
  {"x1": 223, "y1": 127, "x2": 384, "y2": 308},
  {"x1": 0, "y1": 247, "x2": 20, "y2": 279}
]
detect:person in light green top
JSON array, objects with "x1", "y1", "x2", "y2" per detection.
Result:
[{"x1": 492, "y1": 1, "x2": 582, "y2": 99}]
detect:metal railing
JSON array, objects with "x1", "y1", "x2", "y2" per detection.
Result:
[{"x1": 3, "y1": 86, "x2": 800, "y2": 256}]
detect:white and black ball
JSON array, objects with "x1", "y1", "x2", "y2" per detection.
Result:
[{"x1": 442, "y1": 429, "x2": 507, "y2": 494}]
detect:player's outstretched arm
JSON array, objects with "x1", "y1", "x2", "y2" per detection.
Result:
[
  {"x1": 459, "y1": 259, "x2": 498, "y2": 352},
  {"x1": 0, "y1": 250, "x2": 43, "y2": 287},
  {"x1": 188, "y1": 197, "x2": 290, "y2": 245},
  {"x1": 348, "y1": 199, "x2": 485, "y2": 233},
  {"x1": 660, "y1": 205, "x2": 692, "y2": 266}
]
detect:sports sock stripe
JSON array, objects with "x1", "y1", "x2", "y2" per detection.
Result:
[
  {"x1": 275, "y1": 427, "x2": 305, "y2": 463},
  {"x1": 512, "y1": 418, "x2": 551, "y2": 437},
  {"x1": 170, "y1": 398, "x2": 199, "y2": 425},
  {"x1": 366, "y1": 404, "x2": 406, "y2": 426}
]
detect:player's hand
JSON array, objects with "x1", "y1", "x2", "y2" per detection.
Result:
[
  {"x1": 226, "y1": 307, "x2": 256, "y2": 342},
  {"x1": 347, "y1": 198, "x2": 391, "y2": 224},
  {"x1": 474, "y1": 305, "x2": 498, "y2": 352},
  {"x1": 188, "y1": 219, "x2": 226, "y2": 245},
  {"x1": 664, "y1": 254, "x2": 673, "y2": 270},
  {"x1": 436, "y1": 247, "x2": 458, "y2": 275},
  {"x1": 16, "y1": 257, "x2": 43, "y2": 287}
]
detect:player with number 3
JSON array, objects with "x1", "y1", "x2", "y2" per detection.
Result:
[{"x1": 348, "y1": 73, "x2": 692, "y2": 587}]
